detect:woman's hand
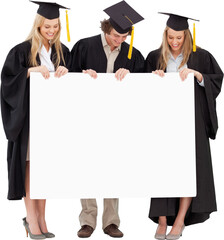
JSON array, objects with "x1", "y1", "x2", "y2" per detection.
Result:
[
  {"x1": 55, "y1": 66, "x2": 68, "y2": 78},
  {"x1": 179, "y1": 68, "x2": 203, "y2": 82},
  {"x1": 27, "y1": 66, "x2": 50, "y2": 79},
  {"x1": 83, "y1": 69, "x2": 98, "y2": 79},
  {"x1": 115, "y1": 68, "x2": 130, "y2": 81},
  {"x1": 152, "y1": 70, "x2": 165, "y2": 77}
]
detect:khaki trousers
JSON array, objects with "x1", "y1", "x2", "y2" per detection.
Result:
[{"x1": 79, "y1": 198, "x2": 120, "y2": 230}]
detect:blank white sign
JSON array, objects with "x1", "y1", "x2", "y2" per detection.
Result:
[{"x1": 30, "y1": 72, "x2": 196, "y2": 198}]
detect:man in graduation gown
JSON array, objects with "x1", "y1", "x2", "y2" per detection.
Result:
[{"x1": 70, "y1": 1, "x2": 144, "y2": 238}]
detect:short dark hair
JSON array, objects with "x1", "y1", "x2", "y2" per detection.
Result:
[
  {"x1": 100, "y1": 19, "x2": 132, "y2": 35},
  {"x1": 100, "y1": 19, "x2": 113, "y2": 34}
]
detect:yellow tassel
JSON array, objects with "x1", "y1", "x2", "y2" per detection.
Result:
[
  {"x1": 128, "y1": 26, "x2": 134, "y2": 59},
  {"x1": 66, "y1": 10, "x2": 70, "y2": 42},
  {"x1": 193, "y1": 23, "x2": 196, "y2": 52}
]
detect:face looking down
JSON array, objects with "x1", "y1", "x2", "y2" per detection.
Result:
[
  {"x1": 40, "y1": 18, "x2": 59, "y2": 42},
  {"x1": 167, "y1": 28, "x2": 185, "y2": 55},
  {"x1": 106, "y1": 28, "x2": 129, "y2": 50}
]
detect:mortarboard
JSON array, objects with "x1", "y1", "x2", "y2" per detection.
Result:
[
  {"x1": 30, "y1": 1, "x2": 71, "y2": 41},
  {"x1": 30, "y1": 1, "x2": 69, "y2": 19},
  {"x1": 159, "y1": 12, "x2": 199, "y2": 52},
  {"x1": 104, "y1": 0, "x2": 144, "y2": 34},
  {"x1": 104, "y1": 0, "x2": 144, "y2": 59},
  {"x1": 159, "y1": 12, "x2": 199, "y2": 31}
]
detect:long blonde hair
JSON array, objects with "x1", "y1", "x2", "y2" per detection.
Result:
[
  {"x1": 26, "y1": 14, "x2": 65, "y2": 68},
  {"x1": 158, "y1": 27, "x2": 193, "y2": 71}
]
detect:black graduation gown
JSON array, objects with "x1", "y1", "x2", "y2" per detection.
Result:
[
  {"x1": 145, "y1": 48, "x2": 223, "y2": 225},
  {"x1": 70, "y1": 34, "x2": 144, "y2": 73},
  {"x1": 1, "y1": 40, "x2": 70, "y2": 200}
]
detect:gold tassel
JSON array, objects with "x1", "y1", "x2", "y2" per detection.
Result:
[
  {"x1": 193, "y1": 23, "x2": 196, "y2": 52},
  {"x1": 66, "y1": 10, "x2": 71, "y2": 42},
  {"x1": 128, "y1": 26, "x2": 134, "y2": 59}
]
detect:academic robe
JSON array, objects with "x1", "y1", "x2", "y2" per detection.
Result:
[
  {"x1": 1, "y1": 40, "x2": 70, "y2": 200},
  {"x1": 70, "y1": 34, "x2": 144, "y2": 73},
  {"x1": 145, "y1": 48, "x2": 223, "y2": 225}
]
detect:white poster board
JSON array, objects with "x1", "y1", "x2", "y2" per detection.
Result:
[{"x1": 30, "y1": 72, "x2": 196, "y2": 198}]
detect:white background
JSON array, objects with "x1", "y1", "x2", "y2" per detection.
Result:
[{"x1": 0, "y1": 0, "x2": 224, "y2": 239}]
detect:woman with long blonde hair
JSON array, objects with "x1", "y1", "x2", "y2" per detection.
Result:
[
  {"x1": 145, "y1": 13, "x2": 223, "y2": 240},
  {"x1": 1, "y1": 1, "x2": 70, "y2": 239}
]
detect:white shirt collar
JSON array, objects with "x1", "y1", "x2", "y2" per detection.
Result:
[
  {"x1": 170, "y1": 53, "x2": 183, "y2": 61},
  {"x1": 40, "y1": 44, "x2": 52, "y2": 56},
  {"x1": 39, "y1": 44, "x2": 55, "y2": 72}
]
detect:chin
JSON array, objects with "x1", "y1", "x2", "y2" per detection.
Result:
[
  {"x1": 114, "y1": 43, "x2": 120, "y2": 47},
  {"x1": 172, "y1": 47, "x2": 181, "y2": 52}
]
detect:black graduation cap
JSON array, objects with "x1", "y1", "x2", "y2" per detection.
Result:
[
  {"x1": 104, "y1": 0, "x2": 144, "y2": 34},
  {"x1": 30, "y1": 1, "x2": 69, "y2": 19},
  {"x1": 159, "y1": 12, "x2": 199, "y2": 31}
]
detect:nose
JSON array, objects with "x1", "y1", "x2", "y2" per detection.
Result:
[
  {"x1": 172, "y1": 39, "x2": 178, "y2": 44},
  {"x1": 49, "y1": 27, "x2": 54, "y2": 33}
]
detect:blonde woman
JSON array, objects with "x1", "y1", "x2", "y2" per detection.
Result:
[
  {"x1": 1, "y1": 1, "x2": 70, "y2": 239},
  {"x1": 145, "y1": 13, "x2": 223, "y2": 240}
]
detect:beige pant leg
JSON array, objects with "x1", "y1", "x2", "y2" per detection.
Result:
[
  {"x1": 102, "y1": 198, "x2": 120, "y2": 230},
  {"x1": 79, "y1": 199, "x2": 98, "y2": 229}
]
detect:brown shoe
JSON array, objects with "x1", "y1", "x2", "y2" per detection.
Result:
[
  {"x1": 104, "y1": 224, "x2": 123, "y2": 238},
  {"x1": 77, "y1": 225, "x2": 94, "y2": 238}
]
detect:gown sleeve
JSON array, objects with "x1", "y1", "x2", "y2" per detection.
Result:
[
  {"x1": 70, "y1": 39, "x2": 88, "y2": 72},
  {"x1": 61, "y1": 43, "x2": 71, "y2": 69},
  {"x1": 1, "y1": 43, "x2": 30, "y2": 141},
  {"x1": 131, "y1": 48, "x2": 145, "y2": 73},
  {"x1": 145, "y1": 49, "x2": 161, "y2": 73},
  {"x1": 199, "y1": 51, "x2": 223, "y2": 139}
]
